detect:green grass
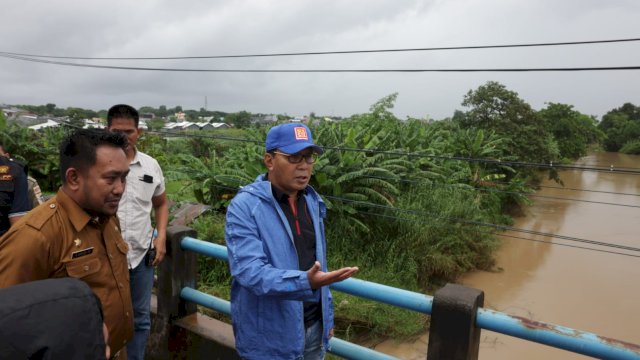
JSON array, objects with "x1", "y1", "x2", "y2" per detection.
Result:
[{"x1": 165, "y1": 180, "x2": 196, "y2": 202}]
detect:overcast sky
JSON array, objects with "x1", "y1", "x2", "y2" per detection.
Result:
[{"x1": 1, "y1": 0, "x2": 638, "y2": 120}]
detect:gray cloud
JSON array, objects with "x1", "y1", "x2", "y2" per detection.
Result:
[{"x1": 1, "y1": 0, "x2": 638, "y2": 118}]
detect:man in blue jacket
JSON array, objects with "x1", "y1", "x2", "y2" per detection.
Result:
[{"x1": 225, "y1": 123, "x2": 359, "y2": 360}]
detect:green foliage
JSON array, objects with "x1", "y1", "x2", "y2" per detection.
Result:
[
  {"x1": 0, "y1": 124, "x2": 66, "y2": 191},
  {"x1": 620, "y1": 139, "x2": 640, "y2": 154},
  {"x1": 145, "y1": 118, "x2": 166, "y2": 131},
  {"x1": 0, "y1": 110, "x2": 6, "y2": 130},
  {"x1": 598, "y1": 103, "x2": 640, "y2": 152},
  {"x1": 190, "y1": 212, "x2": 233, "y2": 299},
  {"x1": 225, "y1": 111, "x2": 252, "y2": 128},
  {"x1": 138, "y1": 105, "x2": 226, "y2": 120},
  {"x1": 539, "y1": 103, "x2": 603, "y2": 159},
  {"x1": 457, "y1": 81, "x2": 559, "y2": 164},
  {"x1": 11, "y1": 103, "x2": 98, "y2": 119},
  {"x1": 137, "y1": 132, "x2": 169, "y2": 167},
  {"x1": 165, "y1": 141, "x2": 263, "y2": 209}
]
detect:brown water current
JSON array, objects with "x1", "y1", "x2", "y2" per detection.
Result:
[{"x1": 374, "y1": 152, "x2": 640, "y2": 359}]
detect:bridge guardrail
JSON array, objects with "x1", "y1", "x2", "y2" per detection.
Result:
[{"x1": 152, "y1": 228, "x2": 640, "y2": 359}]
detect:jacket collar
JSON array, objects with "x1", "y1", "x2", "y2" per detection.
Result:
[
  {"x1": 56, "y1": 188, "x2": 102, "y2": 232},
  {"x1": 243, "y1": 173, "x2": 321, "y2": 206}
]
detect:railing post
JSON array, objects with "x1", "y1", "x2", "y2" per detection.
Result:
[
  {"x1": 147, "y1": 225, "x2": 198, "y2": 360},
  {"x1": 427, "y1": 283, "x2": 484, "y2": 360}
]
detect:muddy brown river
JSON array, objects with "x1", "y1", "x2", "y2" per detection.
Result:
[{"x1": 373, "y1": 152, "x2": 640, "y2": 359}]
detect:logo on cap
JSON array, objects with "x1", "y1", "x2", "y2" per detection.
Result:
[{"x1": 294, "y1": 127, "x2": 309, "y2": 141}]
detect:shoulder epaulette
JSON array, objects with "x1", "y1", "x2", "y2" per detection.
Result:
[{"x1": 25, "y1": 200, "x2": 59, "y2": 231}]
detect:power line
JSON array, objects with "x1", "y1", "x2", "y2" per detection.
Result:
[
  {"x1": 53, "y1": 123, "x2": 640, "y2": 257},
  {"x1": 205, "y1": 183, "x2": 640, "y2": 254},
  {"x1": 538, "y1": 184, "x2": 640, "y2": 196},
  {"x1": 492, "y1": 180, "x2": 640, "y2": 197},
  {"x1": 360, "y1": 175, "x2": 640, "y2": 209},
  {"x1": 2, "y1": 37, "x2": 639, "y2": 60},
  {"x1": 322, "y1": 147, "x2": 640, "y2": 174},
  {"x1": 494, "y1": 233, "x2": 640, "y2": 259},
  {"x1": 322, "y1": 194, "x2": 640, "y2": 253},
  {"x1": 1, "y1": 52, "x2": 639, "y2": 73},
  {"x1": 359, "y1": 210, "x2": 640, "y2": 258},
  {"x1": 165, "y1": 150, "x2": 640, "y2": 208},
  {"x1": 148, "y1": 130, "x2": 262, "y2": 145},
  {"x1": 144, "y1": 130, "x2": 640, "y2": 175}
]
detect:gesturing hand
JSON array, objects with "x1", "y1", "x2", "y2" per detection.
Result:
[{"x1": 307, "y1": 261, "x2": 359, "y2": 289}]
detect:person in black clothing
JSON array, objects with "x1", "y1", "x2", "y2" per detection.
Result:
[
  {"x1": 0, "y1": 143, "x2": 30, "y2": 236},
  {"x1": 0, "y1": 144, "x2": 44, "y2": 209},
  {"x1": 0, "y1": 277, "x2": 110, "y2": 359}
]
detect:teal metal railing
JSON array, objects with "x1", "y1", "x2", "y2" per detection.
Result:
[{"x1": 180, "y1": 236, "x2": 640, "y2": 360}]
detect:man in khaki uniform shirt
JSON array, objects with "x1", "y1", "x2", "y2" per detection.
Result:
[{"x1": 0, "y1": 128, "x2": 133, "y2": 358}]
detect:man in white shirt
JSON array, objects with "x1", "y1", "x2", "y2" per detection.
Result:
[{"x1": 107, "y1": 104, "x2": 169, "y2": 360}]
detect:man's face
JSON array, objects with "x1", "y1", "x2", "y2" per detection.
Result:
[
  {"x1": 107, "y1": 117, "x2": 141, "y2": 151},
  {"x1": 264, "y1": 148, "x2": 315, "y2": 197},
  {"x1": 77, "y1": 145, "x2": 129, "y2": 216}
]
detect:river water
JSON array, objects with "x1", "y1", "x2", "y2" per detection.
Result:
[{"x1": 373, "y1": 152, "x2": 640, "y2": 359}]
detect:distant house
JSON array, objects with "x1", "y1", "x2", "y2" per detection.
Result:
[
  {"x1": 287, "y1": 115, "x2": 309, "y2": 124},
  {"x1": 162, "y1": 121, "x2": 230, "y2": 132},
  {"x1": 83, "y1": 119, "x2": 105, "y2": 129},
  {"x1": 251, "y1": 114, "x2": 278, "y2": 125},
  {"x1": 161, "y1": 122, "x2": 197, "y2": 132},
  {"x1": 175, "y1": 112, "x2": 186, "y2": 122},
  {"x1": 211, "y1": 122, "x2": 230, "y2": 129},
  {"x1": 2, "y1": 107, "x2": 21, "y2": 119},
  {"x1": 15, "y1": 114, "x2": 40, "y2": 126},
  {"x1": 198, "y1": 122, "x2": 214, "y2": 131},
  {"x1": 183, "y1": 122, "x2": 199, "y2": 131},
  {"x1": 140, "y1": 112, "x2": 155, "y2": 120},
  {"x1": 162, "y1": 122, "x2": 182, "y2": 132},
  {"x1": 28, "y1": 119, "x2": 60, "y2": 130}
]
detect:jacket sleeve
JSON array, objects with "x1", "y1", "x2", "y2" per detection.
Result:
[{"x1": 225, "y1": 197, "x2": 315, "y2": 300}]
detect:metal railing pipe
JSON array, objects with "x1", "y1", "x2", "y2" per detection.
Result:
[
  {"x1": 180, "y1": 287, "x2": 400, "y2": 360},
  {"x1": 181, "y1": 236, "x2": 228, "y2": 260},
  {"x1": 181, "y1": 286, "x2": 230, "y2": 315},
  {"x1": 329, "y1": 338, "x2": 400, "y2": 360},
  {"x1": 476, "y1": 308, "x2": 640, "y2": 360},
  {"x1": 330, "y1": 278, "x2": 432, "y2": 314},
  {"x1": 181, "y1": 237, "x2": 433, "y2": 314}
]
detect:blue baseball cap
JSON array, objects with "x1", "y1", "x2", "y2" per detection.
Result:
[{"x1": 265, "y1": 123, "x2": 324, "y2": 155}]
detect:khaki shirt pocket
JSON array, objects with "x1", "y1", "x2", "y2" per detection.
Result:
[{"x1": 65, "y1": 257, "x2": 102, "y2": 279}]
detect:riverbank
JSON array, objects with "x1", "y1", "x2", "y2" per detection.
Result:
[{"x1": 371, "y1": 152, "x2": 640, "y2": 359}]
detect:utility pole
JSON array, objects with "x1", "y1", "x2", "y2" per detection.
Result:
[{"x1": 204, "y1": 96, "x2": 208, "y2": 111}]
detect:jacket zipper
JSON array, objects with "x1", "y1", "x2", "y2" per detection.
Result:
[{"x1": 287, "y1": 196, "x2": 301, "y2": 236}]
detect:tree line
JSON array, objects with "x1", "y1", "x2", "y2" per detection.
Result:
[{"x1": 5, "y1": 82, "x2": 636, "y2": 156}]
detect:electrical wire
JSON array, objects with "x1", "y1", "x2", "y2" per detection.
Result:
[
  {"x1": 323, "y1": 146, "x2": 640, "y2": 174},
  {"x1": 358, "y1": 210, "x2": 640, "y2": 258},
  {"x1": 359, "y1": 175, "x2": 640, "y2": 209},
  {"x1": 60, "y1": 123, "x2": 640, "y2": 236},
  {"x1": 504, "y1": 181, "x2": 640, "y2": 197},
  {"x1": 205, "y1": 182, "x2": 640, "y2": 255},
  {"x1": 141, "y1": 129, "x2": 640, "y2": 175},
  {"x1": 1, "y1": 52, "x2": 639, "y2": 73},
  {"x1": 322, "y1": 195, "x2": 640, "y2": 253},
  {"x1": 494, "y1": 233, "x2": 640, "y2": 258},
  {"x1": 2, "y1": 37, "x2": 639, "y2": 60}
]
